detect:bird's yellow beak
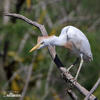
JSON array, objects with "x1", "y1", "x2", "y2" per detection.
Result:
[{"x1": 29, "y1": 43, "x2": 41, "y2": 52}]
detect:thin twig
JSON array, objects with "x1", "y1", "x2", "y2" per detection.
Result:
[
  {"x1": 5, "y1": 13, "x2": 97, "y2": 100},
  {"x1": 20, "y1": 64, "x2": 33, "y2": 100},
  {"x1": 42, "y1": 61, "x2": 54, "y2": 100},
  {"x1": 30, "y1": 74, "x2": 43, "y2": 82},
  {"x1": 2, "y1": 66, "x2": 28, "y2": 91},
  {"x1": 67, "y1": 89, "x2": 78, "y2": 100},
  {"x1": 32, "y1": 0, "x2": 62, "y2": 10},
  {"x1": 51, "y1": 88, "x2": 61, "y2": 100},
  {"x1": 3, "y1": 0, "x2": 10, "y2": 24},
  {"x1": 40, "y1": 1, "x2": 53, "y2": 28},
  {"x1": 20, "y1": 52, "x2": 37, "y2": 100},
  {"x1": 88, "y1": 18, "x2": 100, "y2": 32},
  {"x1": 54, "y1": 16, "x2": 90, "y2": 27},
  {"x1": 18, "y1": 33, "x2": 30, "y2": 54},
  {"x1": 84, "y1": 78, "x2": 100, "y2": 100}
]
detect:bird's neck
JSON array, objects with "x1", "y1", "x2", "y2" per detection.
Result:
[{"x1": 45, "y1": 36, "x2": 66, "y2": 46}]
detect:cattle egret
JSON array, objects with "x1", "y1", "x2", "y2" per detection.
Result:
[{"x1": 29, "y1": 26, "x2": 93, "y2": 80}]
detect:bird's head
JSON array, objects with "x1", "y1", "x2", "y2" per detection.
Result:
[
  {"x1": 88, "y1": 54, "x2": 93, "y2": 62},
  {"x1": 83, "y1": 52, "x2": 93, "y2": 62},
  {"x1": 29, "y1": 36, "x2": 53, "y2": 52}
]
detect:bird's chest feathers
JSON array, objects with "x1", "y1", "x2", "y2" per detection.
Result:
[
  {"x1": 64, "y1": 40, "x2": 82, "y2": 56},
  {"x1": 64, "y1": 41, "x2": 73, "y2": 50}
]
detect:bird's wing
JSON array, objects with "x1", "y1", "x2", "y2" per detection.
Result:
[
  {"x1": 59, "y1": 26, "x2": 70, "y2": 37},
  {"x1": 65, "y1": 26, "x2": 91, "y2": 54}
]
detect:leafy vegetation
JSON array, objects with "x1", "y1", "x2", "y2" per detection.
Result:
[{"x1": 0, "y1": 0, "x2": 100, "y2": 100}]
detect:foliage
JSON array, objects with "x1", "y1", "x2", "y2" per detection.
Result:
[{"x1": 0, "y1": 0, "x2": 100, "y2": 100}]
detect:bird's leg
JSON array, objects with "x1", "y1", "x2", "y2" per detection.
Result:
[
  {"x1": 67, "y1": 57, "x2": 79, "y2": 72},
  {"x1": 75, "y1": 54, "x2": 83, "y2": 81},
  {"x1": 67, "y1": 65, "x2": 74, "y2": 72}
]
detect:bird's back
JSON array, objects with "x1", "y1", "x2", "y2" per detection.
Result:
[{"x1": 60, "y1": 26, "x2": 93, "y2": 61}]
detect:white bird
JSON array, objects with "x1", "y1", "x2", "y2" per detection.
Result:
[{"x1": 29, "y1": 26, "x2": 93, "y2": 80}]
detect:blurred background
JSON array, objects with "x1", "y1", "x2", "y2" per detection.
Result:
[{"x1": 0, "y1": 0, "x2": 100, "y2": 100}]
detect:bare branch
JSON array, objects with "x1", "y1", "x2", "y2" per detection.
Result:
[
  {"x1": 3, "y1": 0, "x2": 10, "y2": 24},
  {"x1": 84, "y1": 78, "x2": 100, "y2": 100},
  {"x1": 20, "y1": 64, "x2": 33, "y2": 100},
  {"x1": 54, "y1": 16, "x2": 90, "y2": 27},
  {"x1": 2, "y1": 66, "x2": 28, "y2": 91},
  {"x1": 32, "y1": 0, "x2": 62, "y2": 10},
  {"x1": 18, "y1": 33, "x2": 30, "y2": 54},
  {"x1": 88, "y1": 18, "x2": 100, "y2": 32},
  {"x1": 20, "y1": 52, "x2": 37, "y2": 100},
  {"x1": 67, "y1": 89, "x2": 78, "y2": 100},
  {"x1": 42, "y1": 61, "x2": 54, "y2": 100},
  {"x1": 40, "y1": 1, "x2": 53, "y2": 28},
  {"x1": 4, "y1": 13, "x2": 42, "y2": 29},
  {"x1": 5, "y1": 13, "x2": 97, "y2": 100}
]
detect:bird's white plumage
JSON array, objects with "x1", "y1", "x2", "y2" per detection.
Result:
[
  {"x1": 30, "y1": 25, "x2": 93, "y2": 80},
  {"x1": 30, "y1": 25, "x2": 93, "y2": 62},
  {"x1": 59, "y1": 26, "x2": 93, "y2": 61}
]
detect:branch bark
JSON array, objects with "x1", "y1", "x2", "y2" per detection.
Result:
[
  {"x1": 3, "y1": 0, "x2": 10, "y2": 24},
  {"x1": 84, "y1": 78, "x2": 100, "y2": 100},
  {"x1": 5, "y1": 13, "x2": 97, "y2": 100},
  {"x1": 67, "y1": 89, "x2": 78, "y2": 100}
]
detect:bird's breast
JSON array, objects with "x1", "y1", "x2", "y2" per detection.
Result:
[
  {"x1": 64, "y1": 41, "x2": 73, "y2": 50},
  {"x1": 64, "y1": 41, "x2": 81, "y2": 57}
]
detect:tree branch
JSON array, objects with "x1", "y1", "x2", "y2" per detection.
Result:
[
  {"x1": 42, "y1": 61, "x2": 54, "y2": 100},
  {"x1": 67, "y1": 89, "x2": 78, "y2": 100},
  {"x1": 20, "y1": 64, "x2": 32, "y2": 100},
  {"x1": 5, "y1": 13, "x2": 97, "y2": 100},
  {"x1": 20, "y1": 52, "x2": 37, "y2": 100},
  {"x1": 84, "y1": 78, "x2": 100, "y2": 100},
  {"x1": 4, "y1": 13, "x2": 41, "y2": 29}
]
